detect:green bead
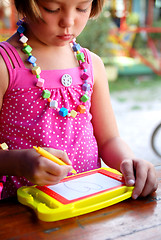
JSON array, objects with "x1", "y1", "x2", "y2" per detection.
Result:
[
  {"x1": 42, "y1": 90, "x2": 51, "y2": 99},
  {"x1": 22, "y1": 45, "x2": 32, "y2": 54},
  {"x1": 76, "y1": 52, "x2": 85, "y2": 62},
  {"x1": 36, "y1": 74, "x2": 40, "y2": 78},
  {"x1": 81, "y1": 94, "x2": 89, "y2": 102}
]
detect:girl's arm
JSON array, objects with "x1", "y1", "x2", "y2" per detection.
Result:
[
  {"x1": 90, "y1": 52, "x2": 158, "y2": 199},
  {"x1": 0, "y1": 148, "x2": 73, "y2": 185}
]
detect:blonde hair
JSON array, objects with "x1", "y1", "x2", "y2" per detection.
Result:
[{"x1": 14, "y1": 0, "x2": 105, "y2": 20}]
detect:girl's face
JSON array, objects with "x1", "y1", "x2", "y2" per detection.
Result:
[{"x1": 26, "y1": 0, "x2": 93, "y2": 47}]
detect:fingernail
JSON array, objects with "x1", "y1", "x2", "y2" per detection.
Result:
[
  {"x1": 132, "y1": 194, "x2": 138, "y2": 200},
  {"x1": 128, "y1": 179, "x2": 135, "y2": 186}
]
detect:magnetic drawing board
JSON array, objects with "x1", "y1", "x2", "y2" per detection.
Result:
[
  {"x1": 42, "y1": 173, "x2": 122, "y2": 202},
  {"x1": 17, "y1": 168, "x2": 134, "y2": 222}
]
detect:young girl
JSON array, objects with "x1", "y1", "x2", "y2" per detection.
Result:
[{"x1": 0, "y1": 0, "x2": 158, "y2": 200}]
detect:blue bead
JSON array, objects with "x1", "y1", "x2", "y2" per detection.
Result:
[
  {"x1": 72, "y1": 43, "x2": 81, "y2": 52},
  {"x1": 32, "y1": 63, "x2": 37, "y2": 67},
  {"x1": 27, "y1": 55, "x2": 37, "y2": 64},
  {"x1": 17, "y1": 25, "x2": 25, "y2": 34},
  {"x1": 59, "y1": 107, "x2": 68, "y2": 117},
  {"x1": 16, "y1": 20, "x2": 24, "y2": 26},
  {"x1": 82, "y1": 83, "x2": 90, "y2": 91}
]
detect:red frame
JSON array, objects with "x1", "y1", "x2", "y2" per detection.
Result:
[{"x1": 36, "y1": 169, "x2": 124, "y2": 204}]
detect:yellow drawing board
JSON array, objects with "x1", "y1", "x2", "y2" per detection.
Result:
[{"x1": 17, "y1": 167, "x2": 134, "y2": 222}]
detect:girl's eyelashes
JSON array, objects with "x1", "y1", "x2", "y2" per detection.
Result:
[
  {"x1": 43, "y1": 7, "x2": 89, "y2": 14},
  {"x1": 43, "y1": 7, "x2": 60, "y2": 13},
  {"x1": 77, "y1": 8, "x2": 88, "y2": 13}
]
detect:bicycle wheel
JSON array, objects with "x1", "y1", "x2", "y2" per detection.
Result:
[{"x1": 151, "y1": 123, "x2": 161, "y2": 158}]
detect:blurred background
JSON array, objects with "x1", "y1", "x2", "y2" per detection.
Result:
[{"x1": 0, "y1": 0, "x2": 161, "y2": 166}]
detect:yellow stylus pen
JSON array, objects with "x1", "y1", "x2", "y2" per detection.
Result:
[{"x1": 33, "y1": 146, "x2": 77, "y2": 175}]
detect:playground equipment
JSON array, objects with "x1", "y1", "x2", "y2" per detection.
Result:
[{"x1": 109, "y1": 0, "x2": 161, "y2": 75}]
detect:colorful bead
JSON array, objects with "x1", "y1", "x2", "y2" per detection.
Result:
[
  {"x1": 36, "y1": 78, "x2": 44, "y2": 88},
  {"x1": 82, "y1": 83, "x2": 90, "y2": 91},
  {"x1": 28, "y1": 55, "x2": 37, "y2": 64},
  {"x1": 81, "y1": 72, "x2": 89, "y2": 80},
  {"x1": 19, "y1": 35, "x2": 28, "y2": 44},
  {"x1": 72, "y1": 43, "x2": 81, "y2": 52},
  {"x1": 17, "y1": 19, "x2": 24, "y2": 26},
  {"x1": 80, "y1": 62, "x2": 88, "y2": 69},
  {"x1": 70, "y1": 110, "x2": 77, "y2": 118},
  {"x1": 22, "y1": 45, "x2": 32, "y2": 54},
  {"x1": 32, "y1": 66, "x2": 41, "y2": 75},
  {"x1": 76, "y1": 52, "x2": 85, "y2": 62},
  {"x1": 50, "y1": 100, "x2": 58, "y2": 109},
  {"x1": 81, "y1": 94, "x2": 89, "y2": 102},
  {"x1": 0, "y1": 142, "x2": 8, "y2": 150},
  {"x1": 77, "y1": 105, "x2": 86, "y2": 113},
  {"x1": 17, "y1": 25, "x2": 25, "y2": 34},
  {"x1": 59, "y1": 107, "x2": 68, "y2": 117},
  {"x1": 42, "y1": 89, "x2": 51, "y2": 99}
]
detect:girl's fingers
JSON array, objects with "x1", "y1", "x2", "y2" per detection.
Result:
[
  {"x1": 139, "y1": 168, "x2": 158, "y2": 197},
  {"x1": 120, "y1": 159, "x2": 157, "y2": 199},
  {"x1": 43, "y1": 148, "x2": 72, "y2": 165},
  {"x1": 43, "y1": 157, "x2": 72, "y2": 174},
  {"x1": 120, "y1": 159, "x2": 135, "y2": 186}
]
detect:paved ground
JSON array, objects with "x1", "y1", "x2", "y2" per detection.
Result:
[{"x1": 109, "y1": 87, "x2": 161, "y2": 167}]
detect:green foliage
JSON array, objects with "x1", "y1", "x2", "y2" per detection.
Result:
[{"x1": 77, "y1": 8, "x2": 111, "y2": 57}]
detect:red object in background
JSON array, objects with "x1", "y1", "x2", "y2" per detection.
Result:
[{"x1": 118, "y1": 0, "x2": 161, "y2": 75}]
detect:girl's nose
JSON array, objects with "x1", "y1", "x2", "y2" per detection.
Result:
[{"x1": 59, "y1": 11, "x2": 74, "y2": 28}]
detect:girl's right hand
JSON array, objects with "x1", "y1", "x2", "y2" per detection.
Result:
[{"x1": 17, "y1": 148, "x2": 73, "y2": 186}]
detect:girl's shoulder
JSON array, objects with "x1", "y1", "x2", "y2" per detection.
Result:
[
  {"x1": 89, "y1": 50, "x2": 106, "y2": 83},
  {"x1": 89, "y1": 50, "x2": 104, "y2": 66}
]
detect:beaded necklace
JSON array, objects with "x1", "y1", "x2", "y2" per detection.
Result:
[{"x1": 16, "y1": 19, "x2": 90, "y2": 118}]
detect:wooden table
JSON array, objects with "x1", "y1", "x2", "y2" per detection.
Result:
[{"x1": 1, "y1": 166, "x2": 161, "y2": 240}]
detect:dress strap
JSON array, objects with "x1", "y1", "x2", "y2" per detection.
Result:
[{"x1": 0, "y1": 42, "x2": 25, "y2": 69}]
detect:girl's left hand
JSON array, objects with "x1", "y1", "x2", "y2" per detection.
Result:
[{"x1": 120, "y1": 158, "x2": 158, "y2": 199}]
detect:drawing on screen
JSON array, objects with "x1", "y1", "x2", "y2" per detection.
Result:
[{"x1": 63, "y1": 180, "x2": 103, "y2": 193}]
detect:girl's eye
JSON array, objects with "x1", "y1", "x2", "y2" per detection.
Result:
[
  {"x1": 43, "y1": 7, "x2": 60, "y2": 13},
  {"x1": 77, "y1": 8, "x2": 88, "y2": 13}
]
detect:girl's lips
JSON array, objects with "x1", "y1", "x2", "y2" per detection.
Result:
[{"x1": 57, "y1": 34, "x2": 73, "y2": 41}]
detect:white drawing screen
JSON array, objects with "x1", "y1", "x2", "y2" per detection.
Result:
[{"x1": 47, "y1": 173, "x2": 122, "y2": 200}]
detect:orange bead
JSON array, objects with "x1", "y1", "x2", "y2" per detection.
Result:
[{"x1": 77, "y1": 105, "x2": 86, "y2": 113}]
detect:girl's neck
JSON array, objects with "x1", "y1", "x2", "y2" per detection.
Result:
[{"x1": 8, "y1": 31, "x2": 78, "y2": 71}]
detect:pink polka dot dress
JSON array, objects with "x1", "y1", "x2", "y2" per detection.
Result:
[{"x1": 0, "y1": 42, "x2": 101, "y2": 199}]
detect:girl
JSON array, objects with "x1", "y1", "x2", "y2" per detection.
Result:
[{"x1": 0, "y1": 0, "x2": 158, "y2": 200}]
